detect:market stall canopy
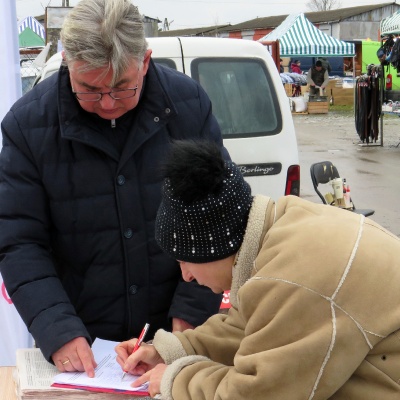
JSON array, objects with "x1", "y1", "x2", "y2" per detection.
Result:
[
  {"x1": 18, "y1": 16, "x2": 46, "y2": 40},
  {"x1": 259, "y1": 13, "x2": 355, "y2": 57},
  {"x1": 19, "y1": 27, "x2": 45, "y2": 48},
  {"x1": 380, "y1": 10, "x2": 400, "y2": 36}
]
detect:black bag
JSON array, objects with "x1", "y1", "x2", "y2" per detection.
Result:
[
  {"x1": 378, "y1": 36, "x2": 395, "y2": 66},
  {"x1": 389, "y1": 39, "x2": 400, "y2": 72},
  {"x1": 377, "y1": 46, "x2": 385, "y2": 59}
]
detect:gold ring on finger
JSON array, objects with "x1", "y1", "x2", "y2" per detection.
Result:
[{"x1": 62, "y1": 359, "x2": 70, "y2": 365}]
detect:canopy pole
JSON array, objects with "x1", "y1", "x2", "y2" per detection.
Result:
[
  {"x1": 380, "y1": 64, "x2": 384, "y2": 147},
  {"x1": 352, "y1": 56, "x2": 356, "y2": 115}
]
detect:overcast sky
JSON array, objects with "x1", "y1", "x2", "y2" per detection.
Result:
[{"x1": 16, "y1": 0, "x2": 397, "y2": 29}]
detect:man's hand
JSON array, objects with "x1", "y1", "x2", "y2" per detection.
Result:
[
  {"x1": 172, "y1": 317, "x2": 194, "y2": 332},
  {"x1": 52, "y1": 337, "x2": 97, "y2": 377},
  {"x1": 115, "y1": 340, "x2": 164, "y2": 376}
]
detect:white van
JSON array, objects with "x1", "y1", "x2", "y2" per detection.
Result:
[{"x1": 34, "y1": 37, "x2": 299, "y2": 200}]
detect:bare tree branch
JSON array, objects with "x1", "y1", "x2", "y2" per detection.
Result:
[{"x1": 306, "y1": 0, "x2": 342, "y2": 12}]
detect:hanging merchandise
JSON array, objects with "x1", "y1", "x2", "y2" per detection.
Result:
[
  {"x1": 379, "y1": 13, "x2": 400, "y2": 146},
  {"x1": 389, "y1": 38, "x2": 400, "y2": 73},
  {"x1": 354, "y1": 64, "x2": 381, "y2": 144},
  {"x1": 378, "y1": 35, "x2": 400, "y2": 75},
  {"x1": 376, "y1": 35, "x2": 394, "y2": 65}
]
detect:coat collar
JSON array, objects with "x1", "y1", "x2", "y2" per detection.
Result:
[
  {"x1": 57, "y1": 60, "x2": 178, "y2": 164},
  {"x1": 230, "y1": 195, "x2": 274, "y2": 309}
]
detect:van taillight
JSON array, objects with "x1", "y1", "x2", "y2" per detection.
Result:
[{"x1": 285, "y1": 165, "x2": 300, "y2": 196}]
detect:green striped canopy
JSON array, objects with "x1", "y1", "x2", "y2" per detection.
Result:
[
  {"x1": 260, "y1": 13, "x2": 355, "y2": 57},
  {"x1": 380, "y1": 10, "x2": 400, "y2": 37}
]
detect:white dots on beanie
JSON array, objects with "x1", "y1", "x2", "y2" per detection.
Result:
[{"x1": 155, "y1": 161, "x2": 253, "y2": 263}]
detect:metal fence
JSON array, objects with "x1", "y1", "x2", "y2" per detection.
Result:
[{"x1": 19, "y1": 49, "x2": 42, "y2": 95}]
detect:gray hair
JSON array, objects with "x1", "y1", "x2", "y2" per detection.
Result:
[{"x1": 61, "y1": 0, "x2": 148, "y2": 84}]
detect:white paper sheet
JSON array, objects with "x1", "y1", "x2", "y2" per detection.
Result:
[{"x1": 53, "y1": 339, "x2": 148, "y2": 392}]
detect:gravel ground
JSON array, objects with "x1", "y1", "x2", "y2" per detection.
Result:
[
  {"x1": 293, "y1": 108, "x2": 400, "y2": 236},
  {"x1": 295, "y1": 109, "x2": 400, "y2": 147}
]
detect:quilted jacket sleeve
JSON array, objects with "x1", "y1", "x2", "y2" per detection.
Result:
[{"x1": 0, "y1": 111, "x2": 91, "y2": 362}]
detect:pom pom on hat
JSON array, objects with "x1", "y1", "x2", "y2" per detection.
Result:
[{"x1": 156, "y1": 140, "x2": 252, "y2": 263}]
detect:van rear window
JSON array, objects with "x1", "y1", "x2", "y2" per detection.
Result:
[{"x1": 191, "y1": 58, "x2": 282, "y2": 138}]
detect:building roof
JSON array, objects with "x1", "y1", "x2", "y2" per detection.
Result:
[
  {"x1": 143, "y1": 15, "x2": 162, "y2": 23},
  {"x1": 159, "y1": 2, "x2": 398, "y2": 36},
  {"x1": 307, "y1": 2, "x2": 396, "y2": 24},
  {"x1": 227, "y1": 3, "x2": 396, "y2": 32},
  {"x1": 158, "y1": 24, "x2": 231, "y2": 37}
]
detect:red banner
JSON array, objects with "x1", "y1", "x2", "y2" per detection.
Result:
[{"x1": 220, "y1": 290, "x2": 231, "y2": 309}]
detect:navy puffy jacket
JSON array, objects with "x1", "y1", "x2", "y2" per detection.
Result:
[{"x1": 0, "y1": 60, "x2": 226, "y2": 361}]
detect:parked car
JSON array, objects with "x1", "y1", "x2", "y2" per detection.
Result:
[{"x1": 33, "y1": 37, "x2": 300, "y2": 200}]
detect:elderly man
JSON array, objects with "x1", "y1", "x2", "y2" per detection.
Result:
[{"x1": 0, "y1": 0, "x2": 227, "y2": 376}]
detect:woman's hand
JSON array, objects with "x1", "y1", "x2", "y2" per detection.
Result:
[
  {"x1": 115, "y1": 340, "x2": 164, "y2": 376},
  {"x1": 132, "y1": 363, "x2": 167, "y2": 398}
]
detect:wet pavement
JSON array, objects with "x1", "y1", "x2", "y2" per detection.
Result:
[{"x1": 294, "y1": 110, "x2": 400, "y2": 236}]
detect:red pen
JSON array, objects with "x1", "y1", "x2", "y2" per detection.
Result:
[{"x1": 121, "y1": 323, "x2": 150, "y2": 381}]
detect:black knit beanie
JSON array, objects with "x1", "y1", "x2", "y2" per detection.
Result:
[{"x1": 155, "y1": 140, "x2": 252, "y2": 263}]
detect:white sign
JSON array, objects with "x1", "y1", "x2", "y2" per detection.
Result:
[
  {"x1": 0, "y1": 276, "x2": 33, "y2": 366},
  {"x1": 0, "y1": 0, "x2": 22, "y2": 124}
]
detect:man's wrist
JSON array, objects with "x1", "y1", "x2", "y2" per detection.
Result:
[{"x1": 172, "y1": 317, "x2": 194, "y2": 332}]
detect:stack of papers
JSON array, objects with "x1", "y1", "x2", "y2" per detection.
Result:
[{"x1": 15, "y1": 339, "x2": 151, "y2": 399}]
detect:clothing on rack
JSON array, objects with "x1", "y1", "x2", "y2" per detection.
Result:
[
  {"x1": 378, "y1": 35, "x2": 400, "y2": 72},
  {"x1": 280, "y1": 73, "x2": 307, "y2": 85},
  {"x1": 354, "y1": 65, "x2": 381, "y2": 143}
]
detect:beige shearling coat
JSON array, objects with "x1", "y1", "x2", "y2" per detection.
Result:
[{"x1": 153, "y1": 195, "x2": 400, "y2": 400}]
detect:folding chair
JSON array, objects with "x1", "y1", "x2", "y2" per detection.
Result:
[{"x1": 310, "y1": 161, "x2": 375, "y2": 217}]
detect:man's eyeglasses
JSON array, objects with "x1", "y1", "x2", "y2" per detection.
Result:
[{"x1": 73, "y1": 85, "x2": 139, "y2": 101}]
